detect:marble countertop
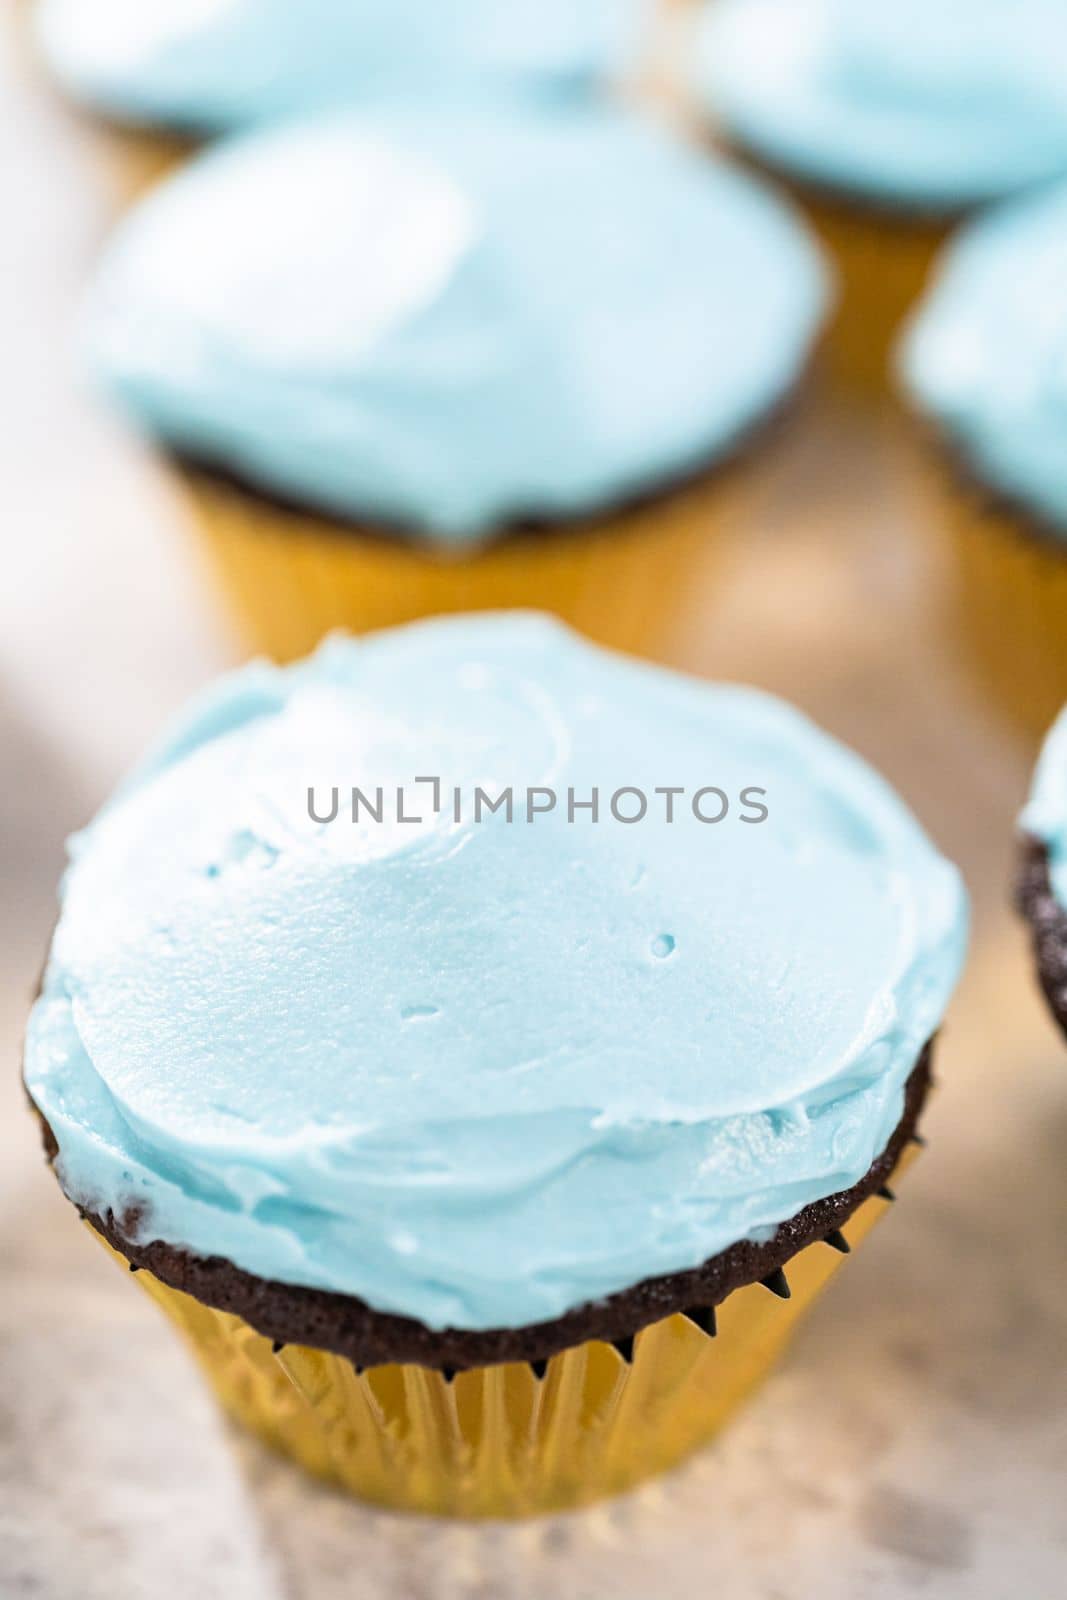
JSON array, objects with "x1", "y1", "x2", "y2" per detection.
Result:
[{"x1": 2, "y1": 16, "x2": 1065, "y2": 1599}]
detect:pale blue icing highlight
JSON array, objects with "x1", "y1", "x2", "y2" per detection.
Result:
[
  {"x1": 34, "y1": 0, "x2": 652, "y2": 129},
  {"x1": 899, "y1": 182, "x2": 1067, "y2": 536},
  {"x1": 1021, "y1": 706, "x2": 1067, "y2": 908},
  {"x1": 697, "y1": 0, "x2": 1067, "y2": 209},
  {"x1": 85, "y1": 104, "x2": 830, "y2": 545},
  {"x1": 24, "y1": 615, "x2": 968, "y2": 1333}
]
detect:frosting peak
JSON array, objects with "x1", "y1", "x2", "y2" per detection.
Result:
[{"x1": 24, "y1": 617, "x2": 967, "y2": 1331}]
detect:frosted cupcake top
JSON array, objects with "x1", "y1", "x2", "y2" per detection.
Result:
[
  {"x1": 899, "y1": 182, "x2": 1067, "y2": 536},
  {"x1": 34, "y1": 0, "x2": 651, "y2": 130},
  {"x1": 85, "y1": 104, "x2": 829, "y2": 546},
  {"x1": 24, "y1": 615, "x2": 968, "y2": 1332},
  {"x1": 1022, "y1": 707, "x2": 1067, "y2": 908},
  {"x1": 696, "y1": 0, "x2": 1067, "y2": 210}
]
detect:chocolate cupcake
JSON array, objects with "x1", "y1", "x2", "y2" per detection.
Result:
[
  {"x1": 898, "y1": 182, "x2": 1067, "y2": 738},
  {"x1": 1018, "y1": 708, "x2": 1067, "y2": 1040},
  {"x1": 84, "y1": 102, "x2": 830, "y2": 663},
  {"x1": 32, "y1": 0, "x2": 654, "y2": 199},
  {"x1": 692, "y1": 0, "x2": 1067, "y2": 389},
  {"x1": 23, "y1": 615, "x2": 968, "y2": 1516}
]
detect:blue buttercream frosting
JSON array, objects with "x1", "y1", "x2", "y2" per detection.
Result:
[
  {"x1": 84, "y1": 103, "x2": 830, "y2": 545},
  {"x1": 696, "y1": 0, "x2": 1067, "y2": 210},
  {"x1": 34, "y1": 0, "x2": 652, "y2": 129},
  {"x1": 1022, "y1": 707, "x2": 1067, "y2": 908},
  {"x1": 23, "y1": 615, "x2": 968, "y2": 1333},
  {"x1": 899, "y1": 182, "x2": 1067, "y2": 536}
]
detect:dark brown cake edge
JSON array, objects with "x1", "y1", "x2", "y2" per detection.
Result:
[
  {"x1": 1016, "y1": 835, "x2": 1067, "y2": 1041},
  {"x1": 698, "y1": 124, "x2": 978, "y2": 228},
  {"x1": 35, "y1": 1046, "x2": 930, "y2": 1374},
  {"x1": 163, "y1": 331, "x2": 825, "y2": 557},
  {"x1": 908, "y1": 413, "x2": 1067, "y2": 560}
]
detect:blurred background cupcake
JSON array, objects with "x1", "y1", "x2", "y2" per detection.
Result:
[
  {"x1": 84, "y1": 101, "x2": 830, "y2": 663},
  {"x1": 1018, "y1": 707, "x2": 1067, "y2": 1043},
  {"x1": 898, "y1": 182, "x2": 1067, "y2": 740},
  {"x1": 29, "y1": 0, "x2": 656, "y2": 200},
  {"x1": 690, "y1": 0, "x2": 1067, "y2": 391},
  {"x1": 23, "y1": 615, "x2": 968, "y2": 1516}
]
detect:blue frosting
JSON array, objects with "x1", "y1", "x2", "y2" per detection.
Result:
[
  {"x1": 23, "y1": 615, "x2": 968, "y2": 1333},
  {"x1": 1022, "y1": 706, "x2": 1067, "y2": 908},
  {"x1": 34, "y1": 0, "x2": 652, "y2": 129},
  {"x1": 85, "y1": 103, "x2": 829, "y2": 545},
  {"x1": 899, "y1": 182, "x2": 1067, "y2": 536},
  {"x1": 696, "y1": 0, "x2": 1067, "y2": 210}
]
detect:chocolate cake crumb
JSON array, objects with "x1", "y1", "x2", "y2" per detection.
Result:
[{"x1": 1017, "y1": 836, "x2": 1067, "y2": 1040}]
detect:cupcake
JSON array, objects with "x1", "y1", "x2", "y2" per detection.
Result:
[
  {"x1": 23, "y1": 614, "x2": 968, "y2": 1517},
  {"x1": 32, "y1": 0, "x2": 654, "y2": 199},
  {"x1": 693, "y1": 0, "x2": 1067, "y2": 388},
  {"x1": 1018, "y1": 707, "x2": 1067, "y2": 1041},
  {"x1": 85, "y1": 102, "x2": 830, "y2": 663},
  {"x1": 898, "y1": 182, "x2": 1067, "y2": 738}
]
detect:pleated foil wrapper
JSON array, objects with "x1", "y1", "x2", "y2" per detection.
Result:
[
  {"x1": 179, "y1": 464, "x2": 730, "y2": 666},
  {"x1": 941, "y1": 485, "x2": 1067, "y2": 741},
  {"x1": 99, "y1": 1147, "x2": 915, "y2": 1517}
]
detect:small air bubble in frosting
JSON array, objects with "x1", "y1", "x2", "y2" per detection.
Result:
[
  {"x1": 650, "y1": 934, "x2": 676, "y2": 960},
  {"x1": 400, "y1": 1004, "x2": 441, "y2": 1023}
]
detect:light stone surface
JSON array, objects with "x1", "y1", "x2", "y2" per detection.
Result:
[{"x1": 2, "y1": 11, "x2": 1066, "y2": 1598}]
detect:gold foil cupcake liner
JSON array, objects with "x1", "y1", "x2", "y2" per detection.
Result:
[
  {"x1": 100, "y1": 1147, "x2": 914, "y2": 1518},
  {"x1": 800, "y1": 199, "x2": 948, "y2": 395},
  {"x1": 85, "y1": 123, "x2": 189, "y2": 204},
  {"x1": 938, "y1": 480, "x2": 1067, "y2": 740},
  {"x1": 180, "y1": 468, "x2": 728, "y2": 665}
]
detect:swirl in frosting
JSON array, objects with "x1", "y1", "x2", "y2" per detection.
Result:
[{"x1": 24, "y1": 615, "x2": 968, "y2": 1332}]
